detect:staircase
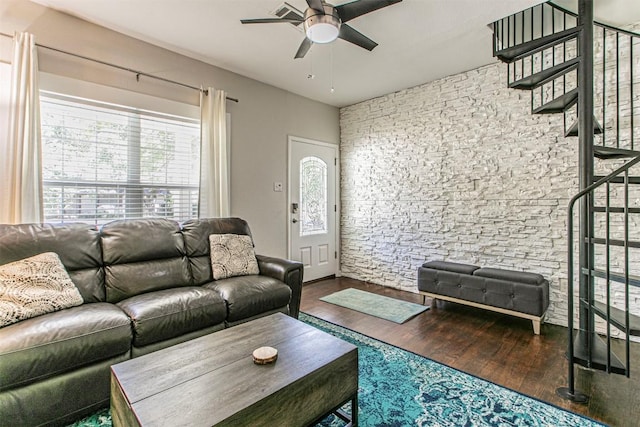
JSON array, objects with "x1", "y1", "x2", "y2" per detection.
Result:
[{"x1": 492, "y1": 0, "x2": 640, "y2": 401}]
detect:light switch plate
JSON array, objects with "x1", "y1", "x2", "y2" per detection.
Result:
[{"x1": 274, "y1": 182, "x2": 283, "y2": 192}]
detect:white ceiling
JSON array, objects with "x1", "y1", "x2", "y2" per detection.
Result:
[{"x1": 30, "y1": 0, "x2": 640, "y2": 108}]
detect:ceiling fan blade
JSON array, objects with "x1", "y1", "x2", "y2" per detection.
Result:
[
  {"x1": 306, "y1": 0, "x2": 325, "y2": 13},
  {"x1": 295, "y1": 38, "x2": 313, "y2": 59},
  {"x1": 335, "y1": 0, "x2": 402, "y2": 23},
  {"x1": 338, "y1": 24, "x2": 377, "y2": 51},
  {"x1": 240, "y1": 18, "x2": 303, "y2": 24}
]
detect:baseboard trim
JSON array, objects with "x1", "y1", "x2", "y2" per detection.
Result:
[{"x1": 303, "y1": 274, "x2": 337, "y2": 285}]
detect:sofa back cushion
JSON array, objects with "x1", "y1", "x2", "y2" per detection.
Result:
[
  {"x1": 101, "y1": 218, "x2": 191, "y2": 302},
  {"x1": 0, "y1": 223, "x2": 104, "y2": 302},
  {"x1": 181, "y1": 218, "x2": 254, "y2": 285}
]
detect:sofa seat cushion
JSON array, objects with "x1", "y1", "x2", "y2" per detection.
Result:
[
  {"x1": 204, "y1": 276, "x2": 292, "y2": 322},
  {"x1": 0, "y1": 303, "x2": 131, "y2": 391},
  {"x1": 117, "y1": 287, "x2": 226, "y2": 347}
]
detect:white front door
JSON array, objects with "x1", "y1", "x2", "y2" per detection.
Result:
[{"x1": 288, "y1": 136, "x2": 338, "y2": 282}]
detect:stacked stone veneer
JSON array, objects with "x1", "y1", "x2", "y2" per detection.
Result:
[
  {"x1": 340, "y1": 22, "x2": 640, "y2": 331},
  {"x1": 339, "y1": 61, "x2": 576, "y2": 326}
]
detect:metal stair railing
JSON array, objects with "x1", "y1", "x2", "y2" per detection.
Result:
[
  {"x1": 492, "y1": 3, "x2": 579, "y2": 114},
  {"x1": 493, "y1": 2, "x2": 640, "y2": 142},
  {"x1": 549, "y1": 2, "x2": 640, "y2": 149},
  {"x1": 492, "y1": 0, "x2": 640, "y2": 403},
  {"x1": 595, "y1": 24, "x2": 639, "y2": 151},
  {"x1": 560, "y1": 154, "x2": 640, "y2": 401},
  {"x1": 492, "y1": 2, "x2": 578, "y2": 58}
]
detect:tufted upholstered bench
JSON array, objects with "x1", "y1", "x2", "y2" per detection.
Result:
[{"x1": 417, "y1": 260, "x2": 550, "y2": 334}]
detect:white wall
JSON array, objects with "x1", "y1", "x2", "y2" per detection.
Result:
[
  {"x1": 0, "y1": 0, "x2": 339, "y2": 258},
  {"x1": 339, "y1": 63, "x2": 576, "y2": 327}
]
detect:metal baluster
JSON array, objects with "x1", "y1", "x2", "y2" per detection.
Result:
[
  {"x1": 521, "y1": 10, "x2": 525, "y2": 46},
  {"x1": 565, "y1": 192, "x2": 577, "y2": 398},
  {"x1": 531, "y1": 48, "x2": 534, "y2": 80},
  {"x1": 617, "y1": 32, "x2": 620, "y2": 148},
  {"x1": 605, "y1": 182, "x2": 611, "y2": 373},
  {"x1": 563, "y1": 9, "x2": 568, "y2": 135},
  {"x1": 531, "y1": 5, "x2": 534, "y2": 43},
  {"x1": 541, "y1": 3, "x2": 545, "y2": 38},
  {"x1": 624, "y1": 169, "x2": 630, "y2": 377},
  {"x1": 631, "y1": 37, "x2": 635, "y2": 150},
  {"x1": 603, "y1": 29, "x2": 607, "y2": 146},
  {"x1": 587, "y1": 191, "x2": 593, "y2": 367}
]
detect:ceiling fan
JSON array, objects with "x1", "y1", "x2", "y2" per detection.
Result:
[{"x1": 241, "y1": 0, "x2": 403, "y2": 59}]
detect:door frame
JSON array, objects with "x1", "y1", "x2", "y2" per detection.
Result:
[{"x1": 287, "y1": 135, "x2": 340, "y2": 279}]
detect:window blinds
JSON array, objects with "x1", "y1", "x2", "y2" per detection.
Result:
[{"x1": 40, "y1": 93, "x2": 201, "y2": 225}]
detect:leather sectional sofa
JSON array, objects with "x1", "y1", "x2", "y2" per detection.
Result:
[{"x1": 0, "y1": 217, "x2": 303, "y2": 426}]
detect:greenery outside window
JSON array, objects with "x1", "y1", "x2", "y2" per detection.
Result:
[{"x1": 40, "y1": 92, "x2": 201, "y2": 225}]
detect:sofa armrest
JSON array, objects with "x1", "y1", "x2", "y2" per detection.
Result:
[{"x1": 255, "y1": 255, "x2": 304, "y2": 318}]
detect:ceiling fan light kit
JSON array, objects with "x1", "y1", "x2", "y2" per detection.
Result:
[
  {"x1": 304, "y1": 5, "x2": 341, "y2": 44},
  {"x1": 241, "y1": 0, "x2": 403, "y2": 59}
]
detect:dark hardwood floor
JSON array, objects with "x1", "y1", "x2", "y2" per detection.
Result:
[{"x1": 300, "y1": 277, "x2": 640, "y2": 427}]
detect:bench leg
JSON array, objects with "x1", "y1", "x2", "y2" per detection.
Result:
[
  {"x1": 421, "y1": 294, "x2": 438, "y2": 307},
  {"x1": 532, "y1": 319, "x2": 541, "y2": 335}
]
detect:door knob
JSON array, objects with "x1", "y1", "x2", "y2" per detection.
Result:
[{"x1": 292, "y1": 218, "x2": 298, "y2": 223}]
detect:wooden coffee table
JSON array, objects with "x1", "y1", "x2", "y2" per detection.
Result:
[{"x1": 110, "y1": 313, "x2": 358, "y2": 426}]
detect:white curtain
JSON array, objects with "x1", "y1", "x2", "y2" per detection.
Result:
[
  {"x1": 198, "y1": 87, "x2": 230, "y2": 218},
  {"x1": 0, "y1": 32, "x2": 43, "y2": 224}
]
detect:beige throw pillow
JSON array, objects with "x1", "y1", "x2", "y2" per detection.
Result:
[
  {"x1": 209, "y1": 234, "x2": 260, "y2": 280},
  {"x1": 0, "y1": 252, "x2": 84, "y2": 327}
]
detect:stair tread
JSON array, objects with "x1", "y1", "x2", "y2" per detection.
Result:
[
  {"x1": 582, "y1": 267, "x2": 640, "y2": 287},
  {"x1": 565, "y1": 116, "x2": 603, "y2": 137},
  {"x1": 594, "y1": 146, "x2": 640, "y2": 160},
  {"x1": 587, "y1": 237, "x2": 640, "y2": 249},
  {"x1": 496, "y1": 27, "x2": 581, "y2": 63},
  {"x1": 533, "y1": 88, "x2": 578, "y2": 114},
  {"x1": 591, "y1": 300, "x2": 640, "y2": 336},
  {"x1": 571, "y1": 330, "x2": 627, "y2": 374},
  {"x1": 593, "y1": 206, "x2": 640, "y2": 214},
  {"x1": 510, "y1": 57, "x2": 580, "y2": 90},
  {"x1": 593, "y1": 174, "x2": 640, "y2": 183}
]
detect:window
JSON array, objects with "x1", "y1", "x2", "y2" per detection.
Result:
[
  {"x1": 299, "y1": 156, "x2": 327, "y2": 236},
  {"x1": 40, "y1": 93, "x2": 201, "y2": 225}
]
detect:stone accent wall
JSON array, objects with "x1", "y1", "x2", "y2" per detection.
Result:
[
  {"x1": 339, "y1": 61, "x2": 577, "y2": 327},
  {"x1": 339, "y1": 23, "x2": 640, "y2": 330}
]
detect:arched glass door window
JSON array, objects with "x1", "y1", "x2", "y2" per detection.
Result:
[{"x1": 300, "y1": 156, "x2": 327, "y2": 236}]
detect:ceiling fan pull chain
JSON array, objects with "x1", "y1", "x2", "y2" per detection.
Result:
[
  {"x1": 308, "y1": 42, "x2": 315, "y2": 80},
  {"x1": 330, "y1": 44, "x2": 335, "y2": 93}
]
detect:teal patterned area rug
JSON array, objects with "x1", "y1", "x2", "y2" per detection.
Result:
[
  {"x1": 68, "y1": 313, "x2": 606, "y2": 427},
  {"x1": 305, "y1": 313, "x2": 606, "y2": 427},
  {"x1": 319, "y1": 288, "x2": 429, "y2": 323}
]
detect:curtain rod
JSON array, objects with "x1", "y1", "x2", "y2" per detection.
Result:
[{"x1": 0, "y1": 32, "x2": 239, "y2": 103}]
